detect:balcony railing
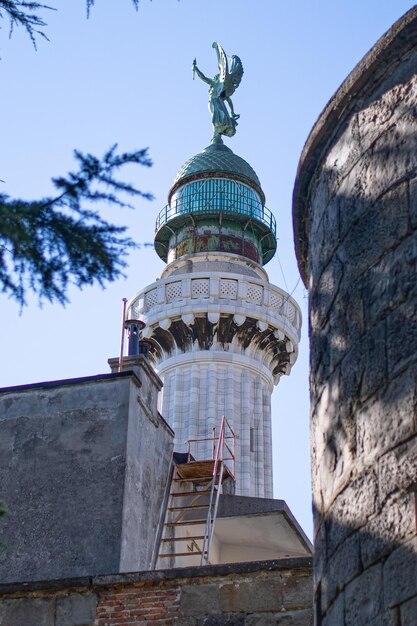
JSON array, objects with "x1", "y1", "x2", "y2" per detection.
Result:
[
  {"x1": 155, "y1": 196, "x2": 276, "y2": 236},
  {"x1": 128, "y1": 273, "x2": 302, "y2": 336}
]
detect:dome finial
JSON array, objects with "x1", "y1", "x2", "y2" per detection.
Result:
[
  {"x1": 192, "y1": 43, "x2": 244, "y2": 142},
  {"x1": 210, "y1": 134, "x2": 224, "y2": 146}
]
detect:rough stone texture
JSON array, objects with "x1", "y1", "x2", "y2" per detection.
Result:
[
  {"x1": 0, "y1": 597, "x2": 55, "y2": 626},
  {"x1": 180, "y1": 583, "x2": 221, "y2": 616},
  {"x1": 292, "y1": 7, "x2": 417, "y2": 625},
  {"x1": 0, "y1": 559, "x2": 312, "y2": 625},
  {"x1": 55, "y1": 593, "x2": 97, "y2": 626},
  {"x1": 0, "y1": 364, "x2": 173, "y2": 584}
]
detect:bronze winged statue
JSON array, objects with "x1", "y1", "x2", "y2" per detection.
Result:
[{"x1": 193, "y1": 42, "x2": 244, "y2": 143}]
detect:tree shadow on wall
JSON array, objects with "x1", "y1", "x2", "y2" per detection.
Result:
[{"x1": 306, "y1": 104, "x2": 417, "y2": 623}]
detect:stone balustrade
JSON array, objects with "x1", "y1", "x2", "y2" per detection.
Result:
[{"x1": 128, "y1": 272, "x2": 301, "y2": 345}]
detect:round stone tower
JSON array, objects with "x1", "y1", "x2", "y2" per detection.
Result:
[
  {"x1": 293, "y1": 8, "x2": 417, "y2": 625},
  {"x1": 128, "y1": 44, "x2": 301, "y2": 498}
]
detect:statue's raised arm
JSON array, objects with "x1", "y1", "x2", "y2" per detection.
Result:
[
  {"x1": 193, "y1": 43, "x2": 244, "y2": 143},
  {"x1": 192, "y1": 58, "x2": 211, "y2": 85}
]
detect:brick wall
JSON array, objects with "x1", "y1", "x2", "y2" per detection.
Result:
[
  {"x1": 0, "y1": 558, "x2": 312, "y2": 625},
  {"x1": 95, "y1": 587, "x2": 180, "y2": 625}
]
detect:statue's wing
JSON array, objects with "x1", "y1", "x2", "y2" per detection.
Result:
[
  {"x1": 212, "y1": 42, "x2": 228, "y2": 85},
  {"x1": 225, "y1": 54, "x2": 244, "y2": 97},
  {"x1": 212, "y1": 42, "x2": 243, "y2": 98}
]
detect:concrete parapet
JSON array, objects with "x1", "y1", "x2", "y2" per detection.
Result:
[
  {"x1": 0, "y1": 367, "x2": 173, "y2": 584},
  {"x1": 0, "y1": 558, "x2": 313, "y2": 625}
]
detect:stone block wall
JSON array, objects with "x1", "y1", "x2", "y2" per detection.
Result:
[
  {"x1": 292, "y1": 8, "x2": 417, "y2": 625},
  {"x1": 0, "y1": 558, "x2": 312, "y2": 625}
]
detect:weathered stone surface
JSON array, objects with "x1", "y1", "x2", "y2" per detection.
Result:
[
  {"x1": 0, "y1": 598, "x2": 55, "y2": 626},
  {"x1": 293, "y1": 9, "x2": 417, "y2": 625},
  {"x1": 326, "y1": 473, "x2": 378, "y2": 556},
  {"x1": 322, "y1": 592, "x2": 344, "y2": 626},
  {"x1": 363, "y1": 114, "x2": 417, "y2": 201},
  {"x1": 0, "y1": 560, "x2": 313, "y2": 626},
  {"x1": 246, "y1": 609, "x2": 313, "y2": 625},
  {"x1": 311, "y1": 519, "x2": 326, "y2": 589},
  {"x1": 345, "y1": 563, "x2": 383, "y2": 625},
  {"x1": 55, "y1": 592, "x2": 97, "y2": 626},
  {"x1": 378, "y1": 436, "x2": 417, "y2": 504},
  {"x1": 281, "y1": 571, "x2": 313, "y2": 610},
  {"x1": 356, "y1": 384, "x2": 415, "y2": 468},
  {"x1": 358, "y1": 320, "x2": 387, "y2": 402},
  {"x1": 179, "y1": 583, "x2": 220, "y2": 616},
  {"x1": 360, "y1": 494, "x2": 415, "y2": 569},
  {"x1": 400, "y1": 594, "x2": 417, "y2": 626},
  {"x1": 291, "y1": 7, "x2": 417, "y2": 624},
  {"x1": 220, "y1": 578, "x2": 283, "y2": 613},
  {"x1": 324, "y1": 114, "x2": 362, "y2": 196},
  {"x1": 309, "y1": 195, "x2": 340, "y2": 277},
  {"x1": 0, "y1": 369, "x2": 173, "y2": 583},
  {"x1": 310, "y1": 256, "x2": 343, "y2": 332},
  {"x1": 311, "y1": 378, "x2": 355, "y2": 513},
  {"x1": 409, "y1": 175, "x2": 417, "y2": 228},
  {"x1": 337, "y1": 345, "x2": 361, "y2": 416},
  {"x1": 310, "y1": 329, "x2": 331, "y2": 400},
  {"x1": 386, "y1": 299, "x2": 417, "y2": 378},
  {"x1": 0, "y1": 377, "x2": 129, "y2": 583},
  {"x1": 340, "y1": 182, "x2": 409, "y2": 285},
  {"x1": 322, "y1": 533, "x2": 360, "y2": 610},
  {"x1": 364, "y1": 232, "x2": 417, "y2": 327},
  {"x1": 357, "y1": 71, "x2": 417, "y2": 152},
  {"x1": 194, "y1": 614, "x2": 244, "y2": 626},
  {"x1": 336, "y1": 159, "x2": 369, "y2": 241},
  {"x1": 383, "y1": 539, "x2": 417, "y2": 608},
  {"x1": 328, "y1": 280, "x2": 365, "y2": 372}
]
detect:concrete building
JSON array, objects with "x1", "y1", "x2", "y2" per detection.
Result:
[
  {"x1": 0, "y1": 361, "x2": 174, "y2": 583},
  {"x1": 293, "y1": 6, "x2": 417, "y2": 625}
]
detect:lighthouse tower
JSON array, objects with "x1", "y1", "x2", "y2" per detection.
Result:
[{"x1": 127, "y1": 44, "x2": 301, "y2": 498}]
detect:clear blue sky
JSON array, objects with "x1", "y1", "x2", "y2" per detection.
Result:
[{"x1": 1, "y1": 1, "x2": 415, "y2": 540}]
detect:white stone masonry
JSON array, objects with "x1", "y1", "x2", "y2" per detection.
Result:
[{"x1": 128, "y1": 255, "x2": 301, "y2": 497}]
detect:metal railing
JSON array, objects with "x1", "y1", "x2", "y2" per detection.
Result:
[
  {"x1": 186, "y1": 417, "x2": 236, "y2": 479},
  {"x1": 194, "y1": 416, "x2": 235, "y2": 565},
  {"x1": 155, "y1": 197, "x2": 276, "y2": 237}
]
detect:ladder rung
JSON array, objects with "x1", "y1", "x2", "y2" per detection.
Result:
[
  {"x1": 166, "y1": 519, "x2": 206, "y2": 526},
  {"x1": 159, "y1": 551, "x2": 206, "y2": 558},
  {"x1": 170, "y1": 490, "x2": 210, "y2": 497},
  {"x1": 168, "y1": 504, "x2": 209, "y2": 511},
  {"x1": 173, "y1": 476, "x2": 214, "y2": 483},
  {"x1": 160, "y1": 535, "x2": 204, "y2": 542}
]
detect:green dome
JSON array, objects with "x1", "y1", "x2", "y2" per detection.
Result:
[
  {"x1": 156, "y1": 139, "x2": 276, "y2": 266},
  {"x1": 171, "y1": 141, "x2": 263, "y2": 201}
]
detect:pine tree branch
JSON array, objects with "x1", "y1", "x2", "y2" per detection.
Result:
[
  {"x1": 0, "y1": 1, "x2": 53, "y2": 48},
  {"x1": 0, "y1": 1, "x2": 142, "y2": 48},
  {"x1": 0, "y1": 145, "x2": 153, "y2": 306},
  {"x1": 86, "y1": 0, "x2": 139, "y2": 19}
]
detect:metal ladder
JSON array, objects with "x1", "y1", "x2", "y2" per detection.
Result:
[{"x1": 157, "y1": 416, "x2": 235, "y2": 567}]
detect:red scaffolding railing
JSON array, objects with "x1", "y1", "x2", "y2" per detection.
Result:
[{"x1": 186, "y1": 416, "x2": 236, "y2": 479}]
